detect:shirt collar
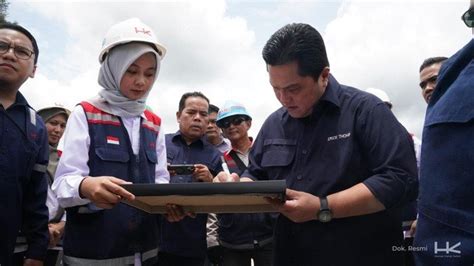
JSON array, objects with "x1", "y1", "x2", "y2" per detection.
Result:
[
  {"x1": 171, "y1": 130, "x2": 205, "y2": 147},
  {"x1": 231, "y1": 136, "x2": 253, "y2": 153},
  {"x1": 317, "y1": 74, "x2": 341, "y2": 109}
]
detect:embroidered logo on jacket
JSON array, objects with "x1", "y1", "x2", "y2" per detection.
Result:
[
  {"x1": 106, "y1": 136, "x2": 120, "y2": 145},
  {"x1": 327, "y1": 132, "x2": 351, "y2": 142}
]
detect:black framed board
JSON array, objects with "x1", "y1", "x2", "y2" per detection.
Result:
[{"x1": 120, "y1": 180, "x2": 286, "y2": 214}]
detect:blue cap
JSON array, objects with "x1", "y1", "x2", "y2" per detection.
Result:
[{"x1": 216, "y1": 100, "x2": 251, "y2": 123}]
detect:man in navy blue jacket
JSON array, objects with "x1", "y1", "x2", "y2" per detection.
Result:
[
  {"x1": 414, "y1": 3, "x2": 474, "y2": 265},
  {"x1": 159, "y1": 92, "x2": 223, "y2": 266},
  {"x1": 0, "y1": 22, "x2": 49, "y2": 265},
  {"x1": 216, "y1": 23, "x2": 418, "y2": 266}
]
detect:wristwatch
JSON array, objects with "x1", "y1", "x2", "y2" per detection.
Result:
[{"x1": 317, "y1": 196, "x2": 333, "y2": 223}]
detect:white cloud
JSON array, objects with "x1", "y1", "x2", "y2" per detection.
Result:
[
  {"x1": 324, "y1": 0, "x2": 470, "y2": 137},
  {"x1": 14, "y1": 0, "x2": 472, "y2": 139},
  {"x1": 16, "y1": 0, "x2": 278, "y2": 136}
]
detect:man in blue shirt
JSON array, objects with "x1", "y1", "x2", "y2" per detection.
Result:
[
  {"x1": 216, "y1": 23, "x2": 418, "y2": 265},
  {"x1": 159, "y1": 92, "x2": 223, "y2": 266},
  {"x1": 0, "y1": 22, "x2": 49, "y2": 265},
  {"x1": 413, "y1": 3, "x2": 474, "y2": 265}
]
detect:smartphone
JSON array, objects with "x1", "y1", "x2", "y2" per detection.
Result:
[{"x1": 167, "y1": 164, "x2": 195, "y2": 175}]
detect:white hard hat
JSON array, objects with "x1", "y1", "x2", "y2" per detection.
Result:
[
  {"x1": 365, "y1": 87, "x2": 392, "y2": 107},
  {"x1": 99, "y1": 18, "x2": 167, "y2": 63}
]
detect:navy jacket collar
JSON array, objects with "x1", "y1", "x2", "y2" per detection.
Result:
[{"x1": 171, "y1": 130, "x2": 205, "y2": 147}]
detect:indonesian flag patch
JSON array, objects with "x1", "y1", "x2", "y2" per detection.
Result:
[{"x1": 106, "y1": 136, "x2": 120, "y2": 145}]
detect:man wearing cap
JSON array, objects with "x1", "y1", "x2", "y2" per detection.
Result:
[
  {"x1": 159, "y1": 91, "x2": 223, "y2": 266},
  {"x1": 215, "y1": 23, "x2": 417, "y2": 265},
  {"x1": 414, "y1": 3, "x2": 474, "y2": 264},
  {"x1": 216, "y1": 101, "x2": 275, "y2": 266},
  {"x1": 0, "y1": 22, "x2": 49, "y2": 265},
  {"x1": 37, "y1": 106, "x2": 69, "y2": 264}
]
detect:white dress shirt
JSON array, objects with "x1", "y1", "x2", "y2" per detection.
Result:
[{"x1": 53, "y1": 105, "x2": 170, "y2": 208}]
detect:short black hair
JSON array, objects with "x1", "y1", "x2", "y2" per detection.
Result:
[
  {"x1": 208, "y1": 104, "x2": 219, "y2": 114},
  {"x1": 178, "y1": 91, "x2": 210, "y2": 113},
  {"x1": 419, "y1": 57, "x2": 448, "y2": 73},
  {"x1": 0, "y1": 22, "x2": 39, "y2": 64},
  {"x1": 262, "y1": 23, "x2": 329, "y2": 79}
]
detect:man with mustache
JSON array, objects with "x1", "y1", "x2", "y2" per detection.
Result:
[{"x1": 159, "y1": 91, "x2": 223, "y2": 266}]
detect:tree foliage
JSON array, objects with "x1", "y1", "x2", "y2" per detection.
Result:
[{"x1": 0, "y1": 0, "x2": 9, "y2": 23}]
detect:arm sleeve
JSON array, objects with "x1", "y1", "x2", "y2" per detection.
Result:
[
  {"x1": 52, "y1": 105, "x2": 91, "y2": 208},
  {"x1": 155, "y1": 127, "x2": 170, "y2": 184},
  {"x1": 359, "y1": 102, "x2": 418, "y2": 208},
  {"x1": 23, "y1": 122, "x2": 49, "y2": 260}
]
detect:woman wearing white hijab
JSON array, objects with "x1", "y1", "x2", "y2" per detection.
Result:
[{"x1": 53, "y1": 18, "x2": 169, "y2": 265}]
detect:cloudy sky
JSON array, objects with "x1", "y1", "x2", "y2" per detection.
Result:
[{"x1": 8, "y1": 0, "x2": 472, "y2": 138}]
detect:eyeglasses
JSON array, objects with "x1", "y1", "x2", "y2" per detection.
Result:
[
  {"x1": 0, "y1": 41, "x2": 35, "y2": 60},
  {"x1": 419, "y1": 75, "x2": 438, "y2": 90},
  {"x1": 462, "y1": 7, "x2": 474, "y2": 28},
  {"x1": 217, "y1": 116, "x2": 247, "y2": 129}
]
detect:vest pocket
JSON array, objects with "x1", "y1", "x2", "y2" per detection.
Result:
[
  {"x1": 145, "y1": 149, "x2": 157, "y2": 164},
  {"x1": 95, "y1": 147, "x2": 130, "y2": 162},
  {"x1": 261, "y1": 139, "x2": 296, "y2": 167}
]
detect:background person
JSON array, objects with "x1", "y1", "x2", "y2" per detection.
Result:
[
  {"x1": 216, "y1": 100, "x2": 275, "y2": 266},
  {"x1": 418, "y1": 57, "x2": 448, "y2": 104},
  {"x1": 37, "y1": 106, "x2": 70, "y2": 265},
  {"x1": 204, "y1": 103, "x2": 229, "y2": 266},
  {"x1": 206, "y1": 103, "x2": 230, "y2": 154},
  {"x1": 158, "y1": 92, "x2": 223, "y2": 266}
]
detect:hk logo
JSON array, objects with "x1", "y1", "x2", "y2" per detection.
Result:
[
  {"x1": 135, "y1": 27, "x2": 151, "y2": 36},
  {"x1": 434, "y1": 241, "x2": 461, "y2": 255}
]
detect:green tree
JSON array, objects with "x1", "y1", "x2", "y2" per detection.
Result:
[{"x1": 0, "y1": 0, "x2": 9, "y2": 23}]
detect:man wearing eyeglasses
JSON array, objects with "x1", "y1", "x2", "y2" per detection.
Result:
[
  {"x1": 418, "y1": 57, "x2": 447, "y2": 104},
  {"x1": 215, "y1": 101, "x2": 275, "y2": 266},
  {"x1": 413, "y1": 2, "x2": 474, "y2": 265},
  {"x1": 0, "y1": 22, "x2": 49, "y2": 266}
]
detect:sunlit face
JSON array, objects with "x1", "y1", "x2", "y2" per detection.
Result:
[
  {"x1": 206, "y1": 111, "x2": 221, "y2": 141},
  {"x1": 419, "y1": 62, "x2": 442, "y2": 104},
  {"x1": 222, "y1": 116, "x2": 251, "y2": 143},
  {"x1": 45, "y1": 114, "x2": 67, "y2": 146},
  {"x1": 177, "y1": 96, "x2": 209, "y2": 143},
  {"x1": 0, "y1": 29, "x2": 36, "y2": 88},
  {"x1": 268, "y1": 61, "x2": 329, "y2": 118},
  {"x1": 119, "y1": 52, "x2": 156, "y2": 100}
]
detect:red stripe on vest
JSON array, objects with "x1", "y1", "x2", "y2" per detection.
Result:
[
  {"x1": 80, "y1": 101, "x2": 121, "y2": 126},
  {"x1": 144, "y1": 109, "x2": 162, "y2": 125},
  {"x1": 142, "y1": 109, "x2": 162, "y2": 133},
  {"x1": 223, "y1": 151, "x2": 237, "y2": 168}
]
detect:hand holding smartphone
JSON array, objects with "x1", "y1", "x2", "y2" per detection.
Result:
[{"x1": 167, "y1": 164, "x2": 195, "y2": 175}]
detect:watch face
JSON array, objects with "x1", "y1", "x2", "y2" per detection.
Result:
[{"x1": 319, "y1": 210, "x2": 332, "y2": 223}]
